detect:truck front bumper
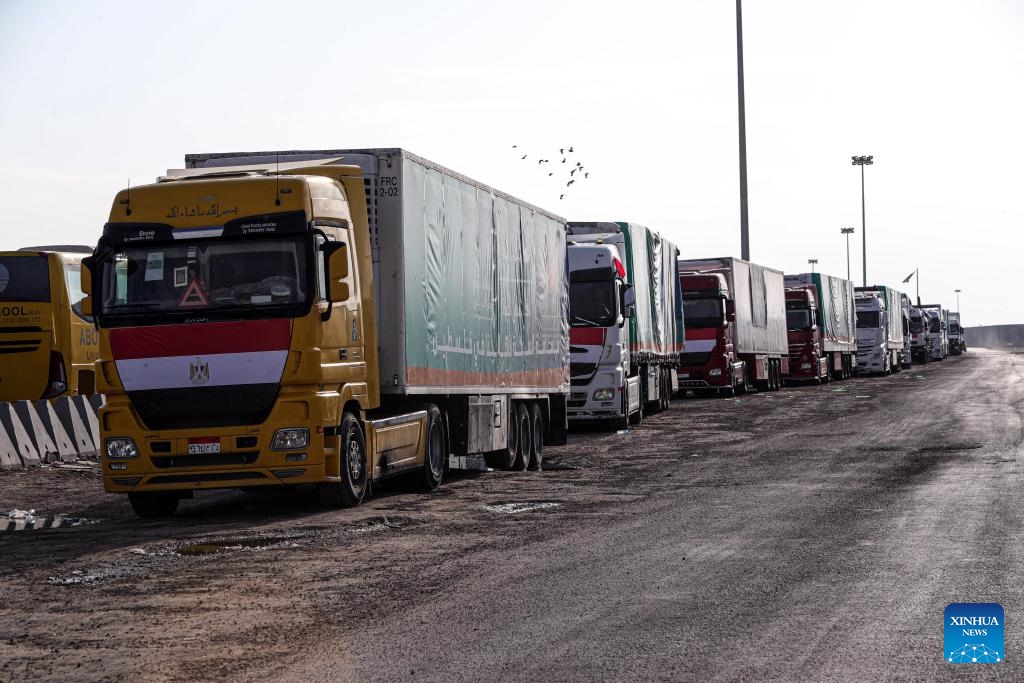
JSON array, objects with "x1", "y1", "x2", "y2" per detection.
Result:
[{"x1": 568, "y1": 371, "x2": 625, "y2": 420}]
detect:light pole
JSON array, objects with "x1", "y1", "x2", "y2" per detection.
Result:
[
  {"x1": 736, "y1": 0, "x2": 750, "y2": 260},
  {"x1": 851, "y1": 155, "x2": 873, "y2": 286},
  {"x1": 840, "y1": 227, "x2": 854, "y2": 282},
  {"x1": 808, "y1": 258, "x2": 818, "y2": 273},
  {"x1": 955, "y1": 288, "x2": 961, "y2": 314}
]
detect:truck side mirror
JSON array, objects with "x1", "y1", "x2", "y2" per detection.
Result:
[
  {"x1": 80, "y1": 258, "x2": 94, "y2": 317},
  {"x1": 621, "y1": 284, "x2": 635, "y2": 321},
  {"x1": 323, "y1": 242, "x2": 351, "y2": 302},
  {"x1": 726, "y1": 301, "x2": 736, "y2": 322}
]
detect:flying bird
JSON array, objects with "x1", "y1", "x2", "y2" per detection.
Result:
[
  {"x1": 570, "y1": 168, "x2": 577, "y2": 176},
  {"x1": 521, "y1": 154, "x2": 527, "y2": 160},
  {"x1": 561, "y1": 158, "x2": 566, "y2": 163},
  {"x1": 576, "y1": 161, "x2": 582, "y2": 167},
  {"x1": 559, "y1": 194, "x2": 565, "y2": 200},
  {"x1": 548, "y1": 172, "x2": 553, "y2": 176},
  {"x1": 560, "y1": 148, "x2": 564, "y2": 154},
  {"x1": 568, "y1": 146, "x2": 574, "y2": 153},
  {"x1": 512, "y1": 145, "x2": 518, "y2": 148},
  {"x1": 585, "y1": 172, "x2": 589, "y2": 178},
  {"x1": 566, "y1": 179, "x2": 575, "y2": 187}
]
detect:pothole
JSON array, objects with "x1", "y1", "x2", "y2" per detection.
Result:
[{"x1": 484, "y1": 501, "x2": 561, "y2": 514}]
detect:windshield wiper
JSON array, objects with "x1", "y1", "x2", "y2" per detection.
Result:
[
  {"x1": 106, "y1": 301, "x2": 166, "y2": 312},
  {"x1": 571, "y1": 315, "x2": 602, "y2": 327}
]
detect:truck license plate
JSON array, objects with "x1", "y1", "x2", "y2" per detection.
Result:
[
  {"x1": 679, "y1": 373, "x2": 690, "y2": 379},
  {"x1": 188, "y1": 437, "x2": 220, "y2": 455}
]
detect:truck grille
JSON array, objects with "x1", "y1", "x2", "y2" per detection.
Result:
[
  {"x1": 570, "y1": 362, "x2": 598, "y2": 380},
  {"x1": 678, "y1": 352, "x2": 711, "y2": 366}
]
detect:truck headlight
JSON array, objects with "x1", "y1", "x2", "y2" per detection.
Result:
[
  {"x1": 593, "y1": 388, "x2": 615, "y2": 401},
  {"x1": 106, "y1": 437, "x2": 139, "y2": 460},
  {"x1": 801, "y1": 362, "x2": 812, "y2": 369},
  {"x1": 708, "y1": 368, "x2": 722, "y2": 377},
  {"x1": 272, "y1": 427, "x2": 309, "y2": 451}
]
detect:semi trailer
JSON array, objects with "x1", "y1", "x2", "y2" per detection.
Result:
[
  {"x1": 83, "y1": 149, "x2": 569, "y2": 517},
  {"x1": 854, "y1": 286, "x2": 906, "y2": 375},
  {"x1": 678, "y1": 257, "x2": 788, "y2": 395},
  {"x1": 783, "y1": 272, "x2": 856, "y2": 382},
  {"x1": 566, "y1": 222, "x2": 683, "y2": 429}
]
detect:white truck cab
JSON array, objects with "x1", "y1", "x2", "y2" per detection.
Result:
[{"x1": 855, "y1": 292, "x2": 893, "y2": 374}]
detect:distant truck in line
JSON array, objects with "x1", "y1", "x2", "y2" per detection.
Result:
[
  {"x1": 0, "y1": 246, "x2": 99, "y2": 402},
  {"x1": 909, "y1": 305, "x2": 932, "y2": 363},
  {"x1": 947, "y1": 312, "x2": 966, "y2": 355},
  {"x1": 783, "y1": 272, "x2": 857, "y2": 382},
  {"x1": 84, "y1": 148, "x2": 570, "y2": 517},
  {"x1": 566, "y1": 222, "x2": 683, "y2": 429},
  {"x1": 920, "y1": 304, "x2": 949, "y2": 361},
  {"x1": 678, "y1": 257, "x2": 788, "y2": 396},
  {"x1": 854, "y1": 286, "x2": 906, "y2": 375}
]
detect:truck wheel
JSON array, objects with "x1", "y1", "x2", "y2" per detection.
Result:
[
  {"x1": 418, "y1": 405, "x2": 446, "y2": 491},
  {"x1": 512, "y1": 403, "x2": 531, "y2": 471},
  {"x1": 128, "y1": 492, "x2": 179, "y2": 518},
  {"x1": 528, "y1": 403, "x2": 544, "y2": 470},
  {"x1": 660, "y1": 373, "x2": 670, "y2": 411},
  {"x1": 318, "y1": 411, "x2": 367, "y2": 508}
]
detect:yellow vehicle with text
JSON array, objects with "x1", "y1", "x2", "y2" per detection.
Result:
[
  {"x1": 0, "y1": 246, "x2": 99, "y2": 402},
  {"x1": 84, "y1": 149, "x2": 569, "y2": 517}
]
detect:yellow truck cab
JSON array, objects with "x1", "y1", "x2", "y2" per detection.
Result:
[
  {"x1": 84, "y1": 151, "x2": 569, "y2": 518},
  {"x1": 0, "y1": 246, "x2": 98, "y2": 401}
]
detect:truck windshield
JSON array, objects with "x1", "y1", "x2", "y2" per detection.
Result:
[
  {"x1": 856, "y1": 311, "x2": 880, "y2": 328},
  {"x1": 682, "y1": 297, "x2": 724, "y2": 328},
  {"x1": 569, "y1": 280, "x2": 616, "y2": 327},
  {"x1": 929, "y1": 319, "x2": 940, "y2": 333},
  {"x1": 0, "y1": 255, "x2": 50, "y2": 302},
  {"x1": 98, "y1": 237, "x2": 309, "y2": 319},
  {"x1": 785, "y1": 304, "x2": 812, "y2": 331},
  {"x1": 950, "y1": 324, "x2": 961, "y2": 335},
  {"x1": 909, "y1": 318, "x2": 924, "y2": 333}
]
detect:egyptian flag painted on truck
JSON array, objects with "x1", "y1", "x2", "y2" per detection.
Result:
[{"x1": 109, "y1": 319, "x2": 290, "y2": 430}]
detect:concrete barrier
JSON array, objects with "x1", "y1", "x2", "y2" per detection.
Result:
[
  {"x1": 0, "y1": 421, "x2": 21, "y2": 469},
  {"x1": 14, "y1": 401, "x2": 60, "y2": 464},
  {"x1": 34, "y1": 400, "x2": 79, "y2": 462},
  {"x1": 0, "y1": 403, "x2": 40, "y2": 467},
  {"x1": 966, "y1": 324, "x2": 1024, "y2": 349},
  {"x1": 72, "y1": 396, "x2": 101, "y2": 451},
  {"x1": 53, "y1": 397, "x2": 96, "y2": 459}
]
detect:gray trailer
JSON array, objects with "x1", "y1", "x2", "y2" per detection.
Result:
[
  {"x1": 678, "y1": 257, "x2": 788, "y2": 392},
  {"x1": 183, "y1": 148, "x2": 569, "y2": 468}
]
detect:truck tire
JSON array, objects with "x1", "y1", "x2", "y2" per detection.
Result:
[
  {"x1": 660, "y1": 373, "x2": 671, "y2": 411},
  {"x1": 318, "y1": 411, "x2": 367, "y2": 508},
  {"x1": 528, "y1": 402, "x2": 544, "y2": 471},
  {"x1": 418, "y1": 405, "x2": 446, "y2": 491},
  {"x1": 512, "y1": 402, "x2": 531, "y2": 471},
  {"x1": 128, "y1": 492, "x2": 179, "y2": 518}
]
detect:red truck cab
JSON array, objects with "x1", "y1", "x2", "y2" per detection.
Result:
[
  {"x1": 784, "y1": 286, "x2": 829, "y2": 383},
  {"x1": 678, "y1": 273, "x2": 744, "y2": 396}
]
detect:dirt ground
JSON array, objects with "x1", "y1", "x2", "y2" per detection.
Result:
[{"x1": 1, "y1": 350, "x2": 1019, "y2": 681}]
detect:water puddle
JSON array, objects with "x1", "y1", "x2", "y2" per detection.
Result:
[
  {"x1": 484, "y1": 501, "x2": 561, "y2": 514},
  {"x1": 177, "y1": 537, "x2": 298, "y2": 556}
]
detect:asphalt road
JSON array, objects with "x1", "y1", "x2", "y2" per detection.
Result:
[{"x1": 1, "y1": 349, "x2": 1021, "y2": 681}]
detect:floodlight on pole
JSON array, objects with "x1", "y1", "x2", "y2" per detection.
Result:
[
  {"x1": 808, "y1": 258, "x2": 818, "y2": 273},
  {"x1": 851, "y1": 155, "x2": 873, "y2": 287},
  {"x1": 736, "y1": 0, "x2": 750, "y2": 260},
  {"x1": 840, "y1": 227, "x2": 854, "y2": 282}
]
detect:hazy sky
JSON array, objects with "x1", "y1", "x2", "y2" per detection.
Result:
[{"x1": 1, "y1": 0, "x2": 1020, "y2": 325}]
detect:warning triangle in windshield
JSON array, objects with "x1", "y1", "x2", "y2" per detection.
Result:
[{"x1": 178, "y1": 278, "x2": 209, "y2": 307}]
